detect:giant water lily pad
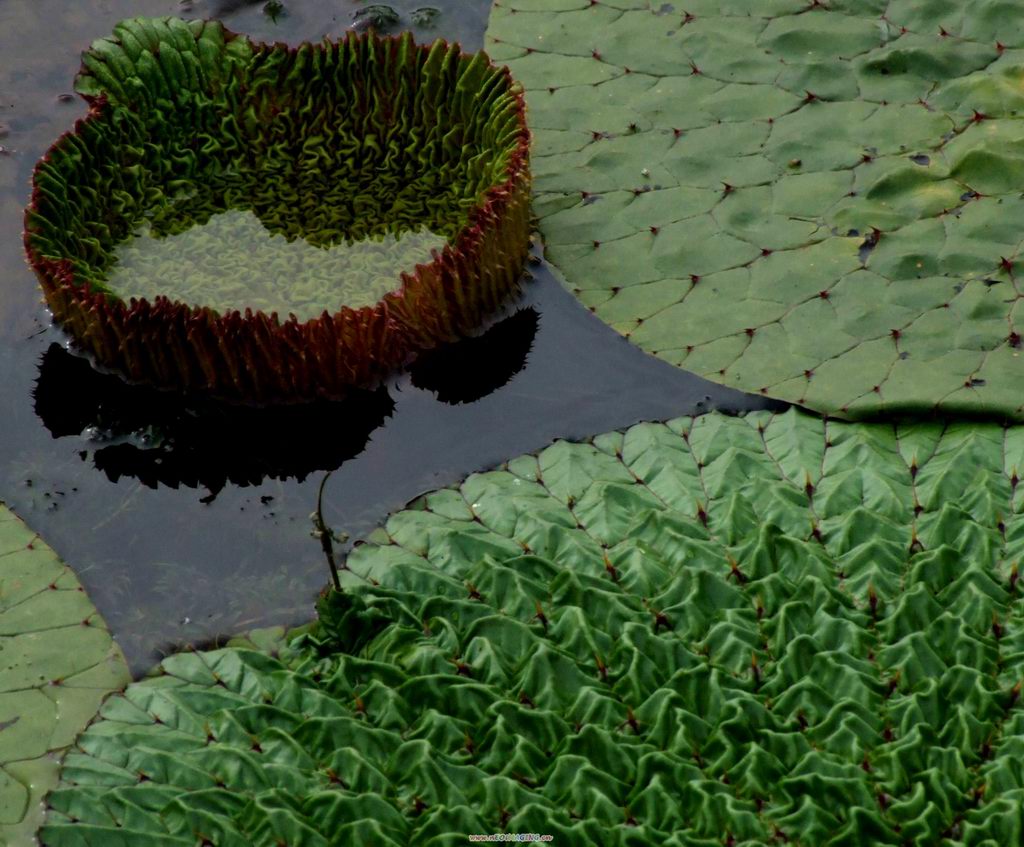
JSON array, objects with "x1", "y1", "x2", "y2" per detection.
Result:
[
  {"x1": 0, "y1": 504, "x2": 129, "y2": 847},
  {"x1": 41, "y1": 409, "x2": 1024, "y2": 844},
  {"x1": 487, "y1": 0, "x2": 1024, "y2": 418},
  {"x1": 25, "y1": 18, "x2": 530, "y2": 403}
]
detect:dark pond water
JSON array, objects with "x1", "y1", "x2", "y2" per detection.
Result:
[{"x1": 0, "y1": 0, "x2": 779, "y2": 673}]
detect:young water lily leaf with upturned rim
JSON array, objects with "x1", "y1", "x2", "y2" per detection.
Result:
[{"x1": 25, "y1": 17, "x2": 531, "y2": 403}]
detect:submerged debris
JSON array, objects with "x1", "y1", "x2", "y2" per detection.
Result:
[
  {"x1": 410, "y1": 7, "x2": 441, "y2": 27},
  {"x1": 262, "y1": 0, "x2": 286, "y2": 21},
  {"x1": 351, "y1": 4, "x2": 399, "y2": 32}
]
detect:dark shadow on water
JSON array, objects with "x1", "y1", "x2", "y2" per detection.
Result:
[
  {"x1": 34, "y1": 343, "x2": 396, "y2": 502},
  {"x1": 33, "y1": 305, "x2": 541, "y2": 502},
  {"x1": 410, "y1": 308, "x2": 539, "y2": 405}
]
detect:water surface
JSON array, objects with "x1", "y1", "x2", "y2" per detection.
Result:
[{"x1": 0, "y1": 0, "x2": 779, "y2": 673}]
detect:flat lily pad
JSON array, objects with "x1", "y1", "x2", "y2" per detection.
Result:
[
  {"x1": 487, "y1": 0, "x2": 1024, "y2": 418},
  {"x1": 40, "y1": 409, "x2": 1024, "y2": 844},
  {"x1": 0, "y1": 504, "x2": 129, "y2": 847}
]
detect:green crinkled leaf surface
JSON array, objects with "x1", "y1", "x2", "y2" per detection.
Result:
[
  {"x1": 0, "y1": 504, "x2": 130, "y2": 847},
  {"x1": 40, "y1": 409, "x2": 1024, "y2": 845},
  {"x1": 25, "y1": 17, "x2": 531, "y2": 403},
  {"x1": 486, "y1": 0, "x2": 1024, "y2": 418}
]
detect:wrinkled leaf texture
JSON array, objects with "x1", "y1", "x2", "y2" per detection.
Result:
[{"x1": 40, "y1": 409, "x2": 1024, "y2": 846}]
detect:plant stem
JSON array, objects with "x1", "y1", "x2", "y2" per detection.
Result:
[{"x1": 315, "y1": 472, "x2": 342, "y2": 592}]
